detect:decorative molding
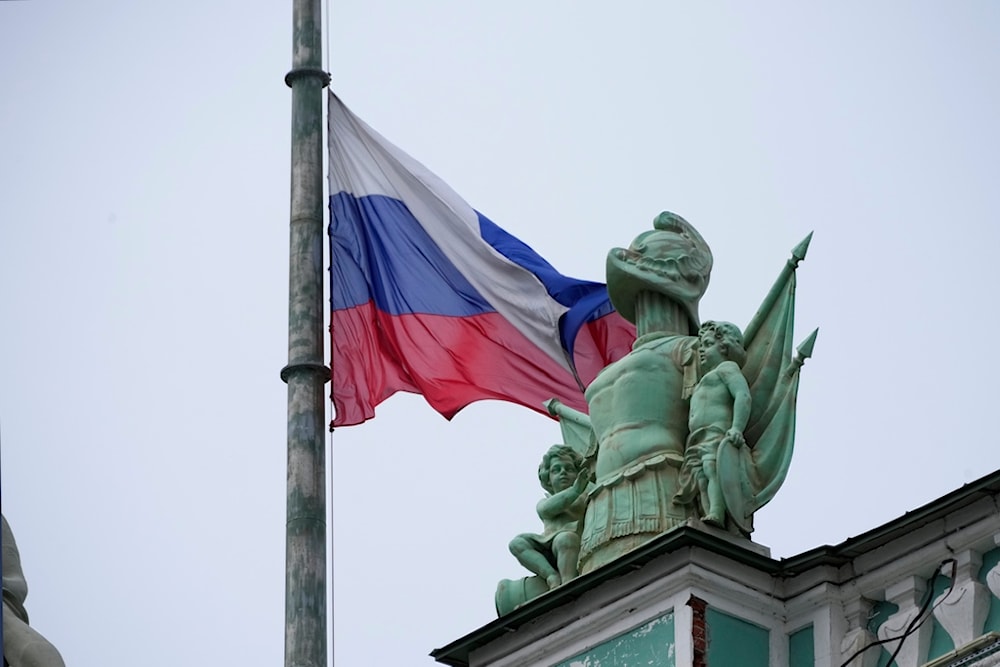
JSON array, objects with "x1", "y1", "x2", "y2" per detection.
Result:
[
  {"x1": 986, "y1": 535, "x2": 1000, "y2": 601},
  {"x1": 840, "y1": 597, "x2": 879, "y2": 667},
  {"x1": 876, "y1": 576, "x2": 932, "y2": 667},
  {"x1": 923, "y1": 632, "x2": 1000, "y2": 667},
  {"x1": 934, "y1": 551, "x2": 990, "y2": 649}
]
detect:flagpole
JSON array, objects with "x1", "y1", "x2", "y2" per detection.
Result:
[{"x1": 282, "y1": 0, "x2": 330, "y2": 664}]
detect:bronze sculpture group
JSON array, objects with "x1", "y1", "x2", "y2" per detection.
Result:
[{"x1": 498, "y1": 212, "x2": 817, "y2": 615}]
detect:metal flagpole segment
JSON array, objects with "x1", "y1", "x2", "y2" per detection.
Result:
[{"x1": 282, "y1": 0, "x2": 330, "y2": 665}]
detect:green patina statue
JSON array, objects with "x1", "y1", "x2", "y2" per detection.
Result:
[
  {"x1": 509, "y1": 445, "x2": 590, "y2": 589},
  {"x1": 674, "y1": 321, "x2": 751, "y2": 527},
  {"x1": 576, "y1": 212, "x2": 712, "y2": 573},
  {"x1": 582, "y1": 212, "x2": 815, "y2": 569},
  {"x1": 498, "y1": 213, "x2": 816, "y2": 614},
  {"x1": 496, "y1": 445, "x2": 591, "y2": 616}
]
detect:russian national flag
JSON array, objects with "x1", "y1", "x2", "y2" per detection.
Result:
[{"x1": 328, "y1": 93, "x2": 635, "y2": 427}]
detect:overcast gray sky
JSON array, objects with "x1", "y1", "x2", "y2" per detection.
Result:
[{"x1": 2, "y1": 3, "x2": 1000, "y2": 666}]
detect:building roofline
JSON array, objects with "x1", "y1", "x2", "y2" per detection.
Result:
[
  {"x1": 431, "y1": 468, "x2": 1000, "y2": 666},
  {"x1": 778, "y1": 468, "x2": 1000, "y2": 573}
]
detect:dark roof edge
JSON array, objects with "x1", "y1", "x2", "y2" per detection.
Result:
[
  {"x1": 779, "y1": 468, "x2": 1000, "y2": 573},
  {"x1": 430, "y1": 527, "x2": 780, "y2": 665}
]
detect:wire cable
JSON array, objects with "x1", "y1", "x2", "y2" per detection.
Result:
[{"x1": 839, "y1": 558, "x2": 957, "y2": 667}]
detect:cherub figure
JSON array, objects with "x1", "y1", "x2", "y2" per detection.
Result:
[
  {"x1": 508, "y1": 445, "x2": 590, "y2": 590},
  {"x1": 674, "y1": 321, "x2": 751, "y2": 527}
]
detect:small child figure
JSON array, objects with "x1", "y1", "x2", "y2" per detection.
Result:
[
  {"x1": 674, "y1": 320, "x2": 751, "y2": 527},
  {"x1": 508, "y1": 445, "x2": 590, "y2": 590}
]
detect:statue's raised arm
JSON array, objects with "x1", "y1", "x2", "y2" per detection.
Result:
[{"x1": 544, "y1": 398, "x2": 596, "y2": 462}]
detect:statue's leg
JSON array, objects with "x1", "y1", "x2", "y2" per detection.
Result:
[
  {"x1": 552, "y1": 532, "x2": 581, "y2": 584},
  {"x1": 702, "y1": 458, "x2": 725, "y2": 526},
  {"x1": 695, "y1": 468, "x2": 710, "y2": 519},
  {"x1": 509, "y1": 537, "x2": 560, "y2": 589}
]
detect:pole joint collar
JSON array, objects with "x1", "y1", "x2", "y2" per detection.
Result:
[
  {"x1": 284, "y1": 67, "x2": 331, "y2": 88},
  {"x1": 280, "y1": 361, "x2": 331, "y2": 383}
]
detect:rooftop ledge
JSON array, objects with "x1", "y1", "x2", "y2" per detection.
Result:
[{"x1": 431, "y1": 468, "x2": 1000, "y2": 666}]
